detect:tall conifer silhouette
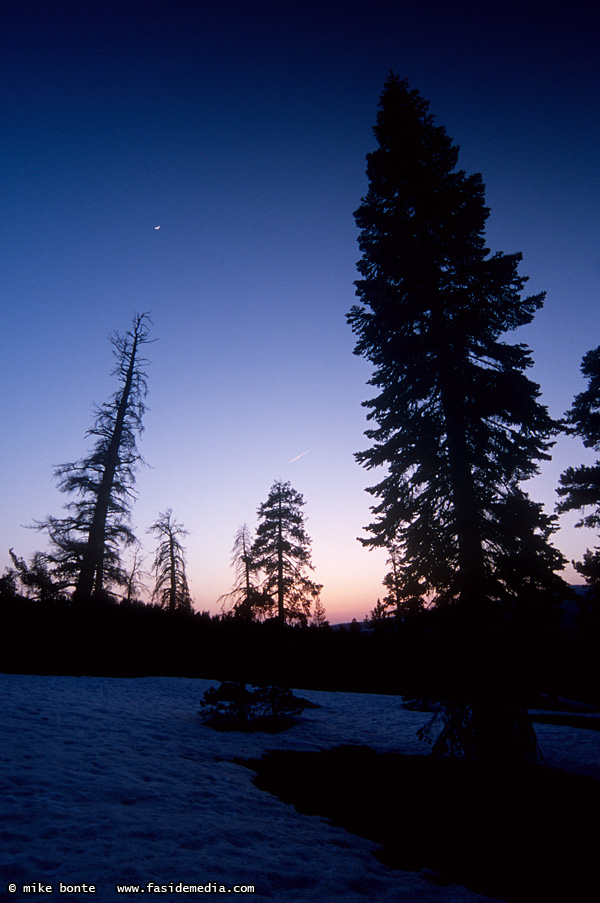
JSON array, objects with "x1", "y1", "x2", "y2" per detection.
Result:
[
  {"x1": 39, "y1": 313, "x2": 152, "y2": 601},
  {"x1": 252, "y1": 481, "x2": 321, "y2": 625},
  {"x1": 348, "y1": 76, "x2": 565, "y2": 759},
  {"x1": 348, "y1": 75, "x2": 563, "y2": 614},
  {"x1": 557, "y1": 346, "x2": 600, "y2": 595}
]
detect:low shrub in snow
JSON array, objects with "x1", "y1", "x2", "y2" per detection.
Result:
[{"x1": 199, "y1": 681, "x2": 317, "y2": 732}]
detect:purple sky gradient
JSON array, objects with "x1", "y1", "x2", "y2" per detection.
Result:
[{"x1": 1, "y1": 0, "x2": 598, "y2": 621}]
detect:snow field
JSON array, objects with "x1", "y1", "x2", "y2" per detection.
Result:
[{"x1": 2, "y1": 674, "x2": 598, "y2": 902}]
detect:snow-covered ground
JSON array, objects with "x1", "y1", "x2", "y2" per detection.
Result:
[{"x1": 2, "y1": 674, "x2": 599, "y2": 903}]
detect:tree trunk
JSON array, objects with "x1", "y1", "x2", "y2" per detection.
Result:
[
  {"x1": 277, "y1": 491, "x2": 284, "y2": 623},
  {"x1": 169, "y1": 534, "x2": 177, "y2": 612},
  {"x1": 432, "y1": 305, "x2": 486, "y2": 609},
  {"x1": 432, "y1": 318, "x2": 540, "y2": 762},
  {"x1": 440, "y1": 379, "x2": 487, "y2": 607},
  {"x1": 74, "y1": 327, "x2": 140, "y2": 602}
]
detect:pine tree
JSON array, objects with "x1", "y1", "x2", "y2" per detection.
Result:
[
  {"x1": 311, "y1": 597, "x2": 329, "y2": 628},
  {"x1": 347, "y1": 74, "x2": 563, "y2": 614},
  {"x1": 148, "y1": 509, "x2": 192, "y2": 612},
  {"x1": 381, "y1": 542, "x2": 423, "y2": 620},
  {"x1": 367, "y1": 598, "x2": 390, "y2": 626},
  {"x1": 219, "y1": 524, "x2": 271, "y2": 621},
  {"x1": 122, "y1": 547, "x2": 148, "y2": 606},
  {"x1": 557, "y1": 346, "x2": 600, "y2": 593},
  {"x1": 8, "y1": 549, "x2": 64, "y2": 603},
  {"x1": 347, "y1": 75, "x2": 565, "y2": 760},
  {"x1": 38, "y1": 313, "x2": 152, "y2": 601},
  {"x1": 233, "y1": 523, "x2": 255, "y2": 602},
  {"x1": 252, "y1": 481, "x2": 321, "y2": 625}
]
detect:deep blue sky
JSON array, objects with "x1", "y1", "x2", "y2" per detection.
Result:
[{"x1": 2, "y1": 0, "x2": 598, "y2": 621}]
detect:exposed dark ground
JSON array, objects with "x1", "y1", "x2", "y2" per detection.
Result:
[{"x1": 243, "y1": 744, "x2": 599, "y2": 903}]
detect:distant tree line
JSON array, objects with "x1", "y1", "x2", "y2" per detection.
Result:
[{"x1": 1, "y1": 581, "x2": 597, "y2": 709}]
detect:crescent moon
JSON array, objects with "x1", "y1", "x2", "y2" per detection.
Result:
[{"x1": 154, "y1": 225, "x2": 160, "y2": 230}]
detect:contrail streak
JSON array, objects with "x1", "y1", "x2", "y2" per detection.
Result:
[{"x1": 288, "y1": 447, "x2": 315, "y2": 463}]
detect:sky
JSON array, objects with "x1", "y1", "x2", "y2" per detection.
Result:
[{"x1": 1, "y1": 0, "x2": 599, "y2": 622}]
